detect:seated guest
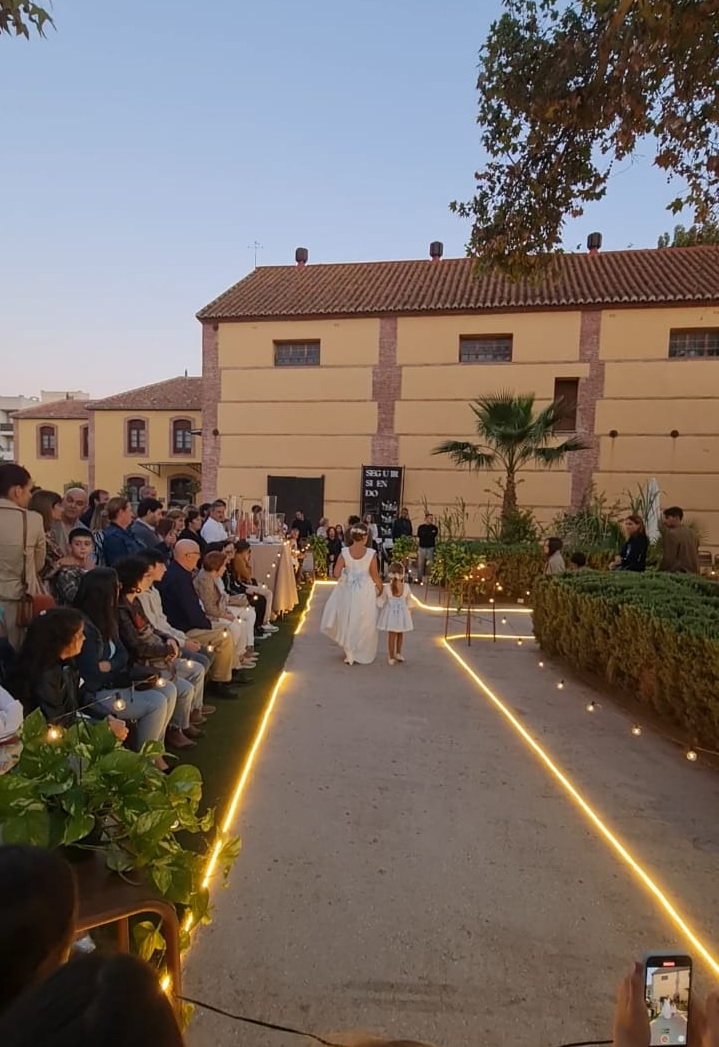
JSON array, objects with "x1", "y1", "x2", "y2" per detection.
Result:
[
  {"x1": 29, "y1": 489, "x2": 75, "y2": 592},
  {"x1": 102, "y1": 497, "x2": 141, "y2": 566},
  {"x1": 569, "y1": 551, "x2": 587, "y2": 570},
  {"x1": 130, "y1": 498, "x2": 164, "y2": 551},
  {"x1": 0, "y1": 845, "x2": 78, "y2": 1015},
  {"x1": 177, "y1": 507, "x2": 207, "y2": 555},
  {"x1": 234, "y1": 540, "x2": 278, "y2": 632},
  {"x1": 156, "y1": 517, "x2": 177, "y2": 558},
  {"x1": 115, "y1": 557, "x2": 202, "y2": 750},
  {"x1": 80, "y1": 489, "x2": 109, "y2": 528},
  {"x1": 213, "y1": 540, "x2": 269, "y2": 643},
  {"x1": 317, "y1": 517, "x2": 329, "y2": 538},
  {"x1": 50, "y1": 488, "x2": 89, "y2": 556},
  {"x1": 73, "y1": 568, "x2": 175, "y2": 769},
  {"x1": 194, "y1": 551, "x2": 258, "y2": 669},
  {"x1": 90, "y1": 503, "x2": 110, "y2": 566},
  {"x1": 52, "y1": 529, "x2": 96, "y2": 605},
  {"x1": 138, "y1": 484, "x2": 159, "y2": 502},
  {"x1": 200, "y1": 499, "x2": 229, "y2": 544},
  {"x1": 158, "y1": 540, "x2": 241, "y2": 695},
  {"x1": 166, "y1": 508, "x2": 186, "y2": 529},
  {"x1": 8, "y1": 608, "x2": 127, "y2": 742},
  {"x1": 326, "y1": 526, "x2": 342, "y2": 574}
]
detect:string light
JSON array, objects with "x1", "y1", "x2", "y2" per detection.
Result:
[
  {"x1": 157, "y1": 677, "x2": 166, "y2": 687},
  {"x1": 631, "y1": 724, "x2": 642, "y2": 736},
  {"x1": 586, "y1": 700, "x2": 598, "y2": 713},
  {"x1": 207, "y1": 644, "x2": 214, "y2": 653},
  {"x1": 557, "y1": 680, "x2": 565, "y2": 690},
  {"x1": 501, "y1": 617, "x2": 507, "y2": 625},
  {"x1": 516, "y1": 639, "x2": 524, "y2": 647},
  {"x1": 185, "y1": 659, "x2": 193, "y2": 667},
  {"x1": 538, "y1": 660, "x2": 545, "y2": 668},
  {"x1": 47, "y1": 725, "x2": 63, "y2": 742},
  {"x1": 113, "y1": 696, "x2": 127, "y2": 712},
  {"x1": 686, "y1": 749, "x2": 698, "y2": 762}
]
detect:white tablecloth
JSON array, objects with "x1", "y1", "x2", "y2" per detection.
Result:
[{"x1": 236, "y1": 542, "x2": 298, "y2": 614}]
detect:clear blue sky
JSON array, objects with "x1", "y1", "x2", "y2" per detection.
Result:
[{"x1": 1, "y1": 0, "x2": 683, "y2": 396}]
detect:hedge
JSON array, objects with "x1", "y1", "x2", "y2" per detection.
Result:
[{"x1": 533, "y1": 571, "x2": 719, "y2": 747}]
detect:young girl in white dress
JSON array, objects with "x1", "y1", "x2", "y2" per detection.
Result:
[
  {"x1": 320, "y1": 523, "x2": 383, "y2": 665},
  {"x1": 376, "y1": 561, "x2": 413, "y2": 665}
]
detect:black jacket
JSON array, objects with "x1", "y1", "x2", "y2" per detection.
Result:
[
  {"x1": 117, "y1": 596, "x2": 175, "y2": 667},
  {"x1": 618, "y1": 533, "x2": 648, "y2": 572},
  {"x1": 392, "y1": 516, "x2": 413, "y2": 539},
  {"x1": 75, "y1": 618, "x2": 131, "y2": 695},
  {"x1": 29, "y1": 663, "x2": 80, "y2": 725},
  {"x1": 158, "y1": 560, "x2": 212, "y2": 633},
  {"x1": 177, "y1": 527, "x2": 207, "y2": 556}
]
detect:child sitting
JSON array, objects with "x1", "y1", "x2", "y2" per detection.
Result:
[{"x1": 377, "y1": 561, "x2": 413, "y2": 665}]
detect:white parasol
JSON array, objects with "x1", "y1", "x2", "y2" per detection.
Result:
[{"x1": 646, "y1": 477, "x2": 661, "y2": 542}]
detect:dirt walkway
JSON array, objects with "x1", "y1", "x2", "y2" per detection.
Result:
[{"x1": 185, "y1": 586, "x2": 719, "y2": 1047}]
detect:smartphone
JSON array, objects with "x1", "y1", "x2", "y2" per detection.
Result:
[{"x1": 644, "y1": 953, "x2": 693, "y2": 1046}]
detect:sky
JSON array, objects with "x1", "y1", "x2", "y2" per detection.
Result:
[{"x1": 1, "y1": 0, "x2": 685, "y2": 396}]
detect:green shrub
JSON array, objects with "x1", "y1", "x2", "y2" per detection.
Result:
[
  {"x1": 533, "y1": 572, "x2": 719, "y2": 747},
  {"x1": 431, "y1": 539, "x2": 545, "y2": 600},
  {"x1": 306, "y1": 534, "x2": 328, "y2": 577}
]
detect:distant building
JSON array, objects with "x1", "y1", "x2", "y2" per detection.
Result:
[{"x1": 0, "y1": 391, "x2": 87, "y2": 462}]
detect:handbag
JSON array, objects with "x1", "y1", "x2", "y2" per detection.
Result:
[{"x1": 12, "y1": 509, "x2": 55, "y2": 628}]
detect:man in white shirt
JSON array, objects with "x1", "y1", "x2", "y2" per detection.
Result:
[{"x1": 201, "y1": 499, "x2": 229, "y2": 544}]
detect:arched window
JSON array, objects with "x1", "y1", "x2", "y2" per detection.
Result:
[
  {"x1": 126, "y1": 418, "x2": 146, "y2": 454},
  {"x1": 80, "y1": 425, "x2": 89, "y2": 459},
  {"x1": 38, "y1": 425, "x2": 57, "y2": 458},
  {"x1": 125, "y1": 475, "x2": 147, "y2": 506},
  {"x1": 172, "y1": 418, "x2": 193, "y2": 455}
]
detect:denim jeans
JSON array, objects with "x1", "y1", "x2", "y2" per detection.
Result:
[
  {"x1": 92, "y1": 685, "x2": 175, "y2": 746},
  {"x1": 176, "y1": 657, "x2": 205, "y2": 712},
  {"x1": 167, "y1": 675, "x2": 194, "y2": 730},
  {"x1": 182, "y1": 646, "x2": 210, "y2": 672}
]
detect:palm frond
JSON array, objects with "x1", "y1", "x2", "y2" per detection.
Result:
[
  {"x1": 432, "y1": 440, "x2": 496, "y2": 472},
  {"x1": 533, "y1": 437, "x2": 589, "y2": 467}
]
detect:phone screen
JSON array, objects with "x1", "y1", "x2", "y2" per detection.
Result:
[{"x1": 645, "y1": 957, "x2": 692, "y2": 1046}]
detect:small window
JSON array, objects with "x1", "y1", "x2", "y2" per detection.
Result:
[
  {"x1": 273, "y1": 341, "x2": 320, "y2": 367},
  {"x1": 125, "y1": 476, "x2": 146, "y2": 505},
  {"x1": 39, "y1": 425, "x2": 57, "y2": 458},
  {"x1": 126, "y1": 418, "x2": 147, "y2": 454},
  {"x1": 553, "y1": 378, "x2": 579, "y2": 432},
  {"x1": 459, "y1": 335, "x2": 512, "y2": 363},
  {"x1": 172, "y1": 419, "x2": 193, "y2": 454},
  {"x1": 669, "y1": 328, "x2": 719, "y2": 359},
  {"x1": 80, "y1": 425, "x2": 89, "y2": 459}
]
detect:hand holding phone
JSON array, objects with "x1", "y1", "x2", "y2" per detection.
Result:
[{"x1": 644, "y1": 954, "x2": 693, "y2": 1047}]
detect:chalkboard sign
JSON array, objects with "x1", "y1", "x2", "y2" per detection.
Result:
[{"x1": 360, "y1": 466, "x2": 404, "y2": 542}]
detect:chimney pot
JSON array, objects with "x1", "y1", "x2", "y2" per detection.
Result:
[
  {"x1": 587, "y1": 232, "x2": 602, "y2": 254},
  {"x1": 295, "y1": 247, "x2": 308, "y2": 267},
  {"x1": 429, "y1": 240, "x2": 444, "y2": 261}
]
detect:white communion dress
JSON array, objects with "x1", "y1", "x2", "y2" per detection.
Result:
[
  {"x1": 376, "y1": 581, "x2": 413, "y2": 633},
  {"x1": 320, "y1": 547, "x2": 379, "y2": 664}
]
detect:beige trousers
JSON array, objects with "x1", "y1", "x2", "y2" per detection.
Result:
[{"x1": 186, "y1": 627, "x2": 234, "y2": 682}]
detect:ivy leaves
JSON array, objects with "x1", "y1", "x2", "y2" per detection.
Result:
[{"x1": 456, "y1": 0, "x2": 719, "y2": 277}]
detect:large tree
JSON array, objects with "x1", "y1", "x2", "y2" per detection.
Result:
[
  {"x1": 657, "y1": 222, "x2": 719, "y2": 248},
  {"x1": 432, "y1": 391, "x2": 588, "y2": 534},
  {"x1": 1, "y1": 1, "x2": 53, "y2": 37},
  {"x1": 454, "y1": 0, "x2": 719, "y2": 278}
]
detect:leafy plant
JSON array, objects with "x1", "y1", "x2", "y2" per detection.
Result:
[
  {"x1": 533, "y1": 571, "x2": 719, "y2": 747},
  {"x1": 658, "y1": 222, "x2": 719, "y2": 248},
  {"x1": 433, "y1": 391, "x2": 587, "y2": 538},
  {"x1": 431, "y1": 539, "x2": 546, "y2": 601},
  {"x1": 0, "y1": 711, "x2": 239, "y2": 948},
  {"x1": 1, "y1": 1, "x2": 53, "y2": 37},
  {"x1": 306, "y1": 534, "x2": 328, "y2": 578},
  {"x1": 552, "y1": 486, "x2": 624, "y2": 553},
  {"x1": 391, "y1": 535, "x2": 416, "y2": 564},
  {"x1": 421, "y1": 496, "x2": 471, "y2": 540},
  {"x1": 454, "y1": 0, "x2": 719, "y2": 277}
]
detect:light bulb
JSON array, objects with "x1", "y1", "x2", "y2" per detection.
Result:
[
  {"x1": 586, "y1": 701, "x2": 597, "y2": 713},
  {"x1": 557, "y1": 680, "x2": 565, "y2": 690},
  {"x1": 113, "y1": 696, "x2": 127, "y2": 712},
  {"x1": 479, "y1": 562, "x2": 486, "y2": 569},
  {"x1": 222, "y1": 630, "x2": 228, "y2": 638},
  {"x1": 516, "y1": 639, "x2": 523, "y2": 647},
  {"x1": 496, "y1": 584, "x2": 503, "y2": 592},
  {"x1": 47, "y1": 725, "x2": 62, "y2": 742},
  {"x1": 538, "y1": 660, "x2": 544, "y2": 668},
  {"x1": 157, "y1": 677, "x2": 166, "y2": 687},
  {"x1": 525, "y1": 590, "x2": 531, "y2": 596},
  {"x1": 185, "y1": 659, "x2": 192, "y2": 667},
  {"x1": 207, "y1": 644, "x2": 214, "y2": 653},
  {"x1": 631, "y1": 724, "x2": 642, "y2": 736},
  {"x1": 686, "y1": 749, "x2": 698, "y2": 762},
  {"x1": 489, "y1": 597, "x2": 495, "y2": 604},
  {"x1": 501, "y1": 617, "x2": 507, "y2": 625}
]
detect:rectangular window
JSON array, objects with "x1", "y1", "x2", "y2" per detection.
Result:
[
  {"x1": 459, "y1": 335, "x2": 512, "y2": 363},
  {"x1": 39, "y1": 426, "x2": 56, "y2": 457},
  {"x1": 668, "y1": 328, "x2": 719, "y2": 359},
  {"x1": 80, "y1": 426, "x2": 89, "y2": 459},
  {"x1": 553, "y1": 378, "x2": 579, "y2": 432},
  {"x1": 273, "y1": 341, "x2": 320, "y2": 367}
]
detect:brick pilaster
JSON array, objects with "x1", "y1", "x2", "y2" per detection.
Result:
[
  {"x1": 570, "y1": 309, "x2": 604, "y2": 508},
  {"x1": 371, "y1": 317, "x2": 400, "y2": 464},
  {"x1": 201, "y1": 322, "x2": 220, "y2": 501},
  {"x1": 87, "y1": 411, "x2": 96, "y2": 492}
]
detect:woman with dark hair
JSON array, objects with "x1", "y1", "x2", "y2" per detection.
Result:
[
  {"x1": 0, "y1": 952, "x2": 185, "y2": 1047},
  {"x1": 0, "y1": 845, "x2": 78, "y2": 1015},
  {"x1": 326, "y1": 526, "x2": 342, "y2": 574},
  {"x1": 177, "y1": 506, "x2": 207, "y2": 555},
  {"x1": 115, "y1": 557, "x2": 198, "y2": 751},
  {"x1": 73, "y1": 569, "x2": 175, "y2": 765},
  {"x1": 543, "y1": 537, "x2": 565, "y2": 575},
  {"x1": 8, "y1": 608, "x2": 127, "y2": 742},
  {"x1": 610, "y1": 515, "x2": 649, "y2": 573},
  {"x1": 28, "y1": 489, "x2": 75, "y2": 591},
  {"x1": 234, "y1": 540, "x2": 278, "y2": 632},
  {"x1": 156, "y1": 517, "x2": 177, "y2": 558}
]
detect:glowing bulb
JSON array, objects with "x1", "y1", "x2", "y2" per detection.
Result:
[
  {"x1": 479, "y1": 562, "x2": 486, "y2": 569},
  {"x1": 113, "y1": 696, "x2": 127, "y2": 712},
  {"x1": 222, "y1": 630, "x2": 228, "y2": 638},
  {"x1": 517, "y1": 639, "x2": 523, "y2": 647},
  {"x1": 47, "y1": 725, "x2": 62, "y2": 742},
  {"x1": 496, "y1": 584, "x2": 503, "y2": 592},
  {"x1": 525, "y1": 590, "x2": 531, "y2": 596},
  {"x1": 557, "y1": 680, "x2": 565, "y2": 690},
  {"x1": 501, "y1": 617, "x2": 507, "y2": 625},
  {"x1": 538, "y1": 660, "x2": 544, "y2": 668},
  {"x1": 586, "y1": 701, "x2": 597, "y2": 713},
  {"x1": 686, "y1": 749, "x2": 698, "y2": 762},
  {"x1": 207, "y1": 644, "x2": 214, "y2": 653},
  {"x1": 631, "y1": 724, "x2": 642, "y2": 736},
  {"x1": 185, "y1": 659, "x2": 192, "y2": 667},
  {"x1": 489, "y1": 597, "x2": 494, "y2": 604},
  {"x1": 267, "y1": 573, "x2": 271, "y2": 578},
  {"x1": 157, "y1": 677, "x2": 166, "y2": 687}
]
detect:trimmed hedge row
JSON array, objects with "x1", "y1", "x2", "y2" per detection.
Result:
[{"x1": 533, "y1": 572, "x2": 719, "y2": 747}]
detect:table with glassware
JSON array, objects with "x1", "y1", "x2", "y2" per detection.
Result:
[{"x1": 237, "y1": 540, "x2": 298, "y2": 615}]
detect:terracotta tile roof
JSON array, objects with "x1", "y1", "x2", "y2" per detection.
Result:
[
  {"x1": 87, "y1": 377, "x2": 202, "y2": 411},
  {"x1": 11, "y1": 398, "x2": 90, "y2": 420},
  {"x1": 197, "y1": 246, "x2": 719, "y2": 321}
]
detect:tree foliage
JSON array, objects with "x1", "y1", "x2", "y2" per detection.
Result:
[
  {"x1": 454, "y1": 0, "x2": 719, "y2": 277},
  {"x1": 432, "y1": 391, "x2": 587, "y2": 537},
  {"x1": 0, "y1": 0, "x2": 53, "y2": 37},
  {"x1": 657, "y1": 222, "x2": 719, "y2": 247}
]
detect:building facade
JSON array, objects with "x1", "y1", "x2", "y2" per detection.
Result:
[
  {"x1": 197, "y1": 245, "x2": 719, "y2": 546},
  {"x1": 12, "y1": 377, "x2": 202, "y2": 504}
]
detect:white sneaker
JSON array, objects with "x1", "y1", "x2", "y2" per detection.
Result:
[
  {"x1": 254, "y1": 633, "x2": 271, "y2": 641},
  {"x1": 262, "y1": 624, "x2": 279, "y2": 632}
]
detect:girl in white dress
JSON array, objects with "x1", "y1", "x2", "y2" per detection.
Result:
[
  {"x1": 376, "y1": 561, "x2": 413, "y2": 665},
  {"x1": 320, "y1": 523, "x2": 383, "y2": 665}
]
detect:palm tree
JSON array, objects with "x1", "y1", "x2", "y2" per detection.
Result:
[{"x1": 432, "y1": 391, "x2": 588, "y2": 534}]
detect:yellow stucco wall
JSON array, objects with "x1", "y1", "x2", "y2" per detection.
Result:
[
  {"x1": 93, "y1": 410, "x2": 202, "y2": 501},
  {"x1": 15, "y1": 418, "x2": 88, "y2": 492}
]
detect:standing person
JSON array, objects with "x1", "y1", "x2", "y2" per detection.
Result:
[
  {"x1": 290, "y1": 510, "x2": 313, "y2": 542},
  {"x1": 335, "y1": 524, "x2": 345, "y2": 547},
  {"x1": 80, "y1": 490, "x2": 109, "y2": 528},
  {"x1": 138, "y1": 484, "x2": 159, "y2": 502},
  {"x1": 416, "y1": 512, "x2": 439, "y2": 584},
  {"x1": 610, "y1": 515, "x2": 649, "y2": 572},
  {"x1": 543, "y1": 537, "x2": 565, "y2": 575},
  {"x1": 320, "y1": 522, "x2": 383, "y2": 666},
  {"x1": 28, "y1": 489, "x2": 74, "y2": 593},
  {"x1": 392, "y1": 506, "x2": 413, "y2": 540},
  {"x1": 200, "y1": 500, "x2": 229, "y2": 544},
  {"x1": 0, "y1": 464, "x2": 46, "y2": 650},
  {"x1": 130, "y1": 499, "x2": 164, "y2": 552},
  {"x1": 377, "y1": 561, "x2": 413, "y2": 665},
  {"x1": 89, "y1": 503, "x2": 109, "y2": 567},
  {"x1": 177, "y1": 507, "x2": 207, "y2": 555},
  {"x1": 659, "y1": 506, "x2": 700, "y2": 574},
  {"x1": 102, "y1": 497, "x2": 141, "y2": 566},
  {"x1": 326, "y1": 526, "x2": 342, "y2": 574},
  {"x1": 317, "y1": 517, "x2": 330, "y2": 538},
  {"x1": 50, "y1": 488, "x2": 89, "y2": 556}
]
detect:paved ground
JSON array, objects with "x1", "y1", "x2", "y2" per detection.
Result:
[{"x1": 185, "y1": 586, "x2": 719, "y2": 1047}]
